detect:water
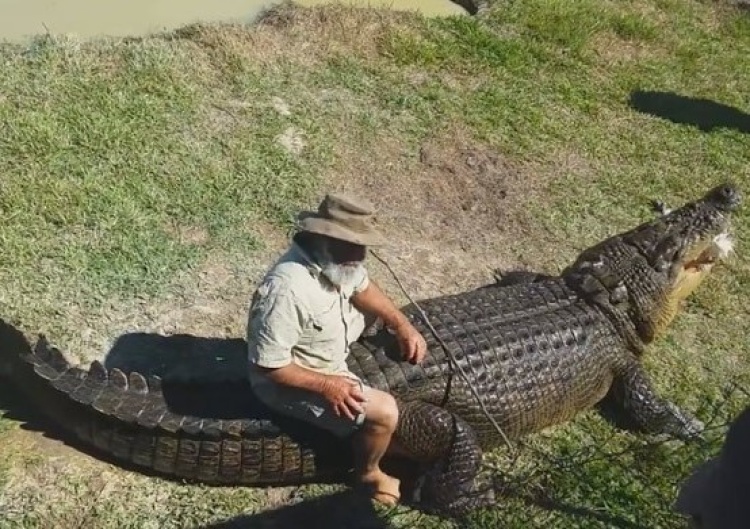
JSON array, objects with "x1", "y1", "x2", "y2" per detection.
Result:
[{"x1": 0, "y1": 0, "x2": 466, "y2": 43}]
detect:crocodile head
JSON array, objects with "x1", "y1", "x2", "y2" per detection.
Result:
[{"x1": 564, "y1": 183, "x2": 741, "y2": 344}]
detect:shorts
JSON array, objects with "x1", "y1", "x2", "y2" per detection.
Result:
[{"x1": 252, "y1": 373, "x2": 370, "y2": 438}]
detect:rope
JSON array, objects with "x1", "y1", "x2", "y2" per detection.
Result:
[{"x1": 369, "y1": 249, "x2": 516, "y2": 456}]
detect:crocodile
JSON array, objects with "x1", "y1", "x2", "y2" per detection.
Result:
[{"x1": 0, "y1": 183, "x2": 740, "y2": 515}]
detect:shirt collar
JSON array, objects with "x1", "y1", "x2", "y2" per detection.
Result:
[
  {"x1": 289, "y1": 242, "x2": 322, "y2": 277},
  {"x1": 289, "y1": 242, "x2": 353, "y2": 297}
]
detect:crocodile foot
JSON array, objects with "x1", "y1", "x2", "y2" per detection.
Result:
[
  {"x1": 667, "y1": 402, "x2": 705, "y2": 442},
  {"x1": 395, "y1": 401, "x2": 486, "y2": 517}
]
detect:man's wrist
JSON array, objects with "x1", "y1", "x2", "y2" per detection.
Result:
[
  {"x1": 263, "y1": 363, "x2": 332, "y2": 395},
  {"x1": 379, "y1": 309, "x2": 409, "y2": 331}
]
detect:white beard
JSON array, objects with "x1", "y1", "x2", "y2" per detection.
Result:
[{"x1": 321, "y1": 262, "x2": 367, "y2": 291}]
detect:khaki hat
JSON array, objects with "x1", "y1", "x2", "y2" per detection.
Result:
[{"x1": 296, "y1": 193, "x2": 386, "y2": 246}]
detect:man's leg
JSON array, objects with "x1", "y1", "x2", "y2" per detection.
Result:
[
  {"x1": 252, "y1": 377, "x2": 402, "y2": 504},
  {"x1": 351, "y1": 388, "x2": 401, "y2": 505}
]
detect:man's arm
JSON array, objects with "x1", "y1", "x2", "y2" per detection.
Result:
[{"x1": 351, "y1": 280, "x2": 427, "y2": 364}]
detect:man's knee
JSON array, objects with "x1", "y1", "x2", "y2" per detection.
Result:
[{"x1": 364, "y1": 389, "x2": 399, "y2": 431}]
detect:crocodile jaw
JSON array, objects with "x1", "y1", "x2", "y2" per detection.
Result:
[
  {"x1": 712, "y1": 232, "x2": 735, "y2": 260},
  {"x1": 683, "y1": 232, "x2": 734, "y2": 273},
  {"x1": 674, "y1": 231, "x2": 734, "y2": 298}
]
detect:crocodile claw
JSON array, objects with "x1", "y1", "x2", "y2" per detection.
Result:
[
  {"x1": 667, "y1": 402, "x2": 705, "y2": 442},
  {"x1": 680, "y1": 416, "x2": 706, "y2": 442}
]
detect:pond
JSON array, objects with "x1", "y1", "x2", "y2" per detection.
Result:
[{"x1": 0, "y1": 0, "x2": 467, "y2": 43}]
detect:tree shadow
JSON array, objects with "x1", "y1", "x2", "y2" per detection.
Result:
[
  {"x1": 629, "y1": 90, "x2": 750, "y2": 133},
  {"x1": 191, "y1": 489, "x2": 397, "y2": 529}
]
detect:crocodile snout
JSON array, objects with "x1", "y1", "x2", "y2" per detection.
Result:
[{"x1": 707, "y1": 183, "x2": 741, "y2": 211}]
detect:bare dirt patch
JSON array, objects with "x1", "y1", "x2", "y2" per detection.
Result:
[
  {"x1": 588, "y1": 30, "x2": 666, "y2": 66},
  {"x1": 57, "y1": 122, "x2": 562, "y2": 370},
  {"x1": 320, "y1": 122, "x2": 554, "y2": 304},
  {"x1": 164, "y1": 221, "x2": 210, "y2": 246}
]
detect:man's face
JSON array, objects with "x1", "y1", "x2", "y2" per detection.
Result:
[
  {"x1": 324, "y1": 238, "x2": 367, "y2": 265},
  {"x1": 317, "y1": 236, "x2": 367, "y2": 290}
]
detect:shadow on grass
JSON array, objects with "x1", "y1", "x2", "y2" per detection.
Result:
[
  {"x1": 506, "y1": 490, "x2": 654, "y2": 529},
  {"x1": 629, "y1": 90, "x2": 750, "y2": 133},
  {"x1": 104, "y1": 331, "x2": 250, "y2": 381},
  {"x1": 192, "y1": 489, "x2": 395, "y2": 529}
]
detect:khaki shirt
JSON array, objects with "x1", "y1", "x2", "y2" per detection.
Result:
[{"x1": 246, "y1": 243, "x2": 369, "y2": 386}]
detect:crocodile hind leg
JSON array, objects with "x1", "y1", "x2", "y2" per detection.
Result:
[
  {"x1": 395, "y1": 400, "x2": 492, "y2": 516},
  {"x1": 598, "y1": 361, "x2": 704, "y2": 442}
]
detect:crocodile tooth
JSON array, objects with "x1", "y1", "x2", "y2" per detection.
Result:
[
  {"x1": 88, "y1": 360, "x2": 108, "y2": 382},
  {"x1": 109, "y1": 368, "x2": 128, "y2": 390},
  {"x1": 129, "y1": 372, "x2": 149, "y2": 394}
]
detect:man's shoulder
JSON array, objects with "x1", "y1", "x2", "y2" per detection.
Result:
[
  {"x1": 265, "y1": 250, "x2": 316, "y2": 284},
  {"x1": 257, "y1": 248, "x2": 321, "y2": 300}
]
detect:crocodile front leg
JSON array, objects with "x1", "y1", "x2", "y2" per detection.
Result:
[
  {"x1": 600, "y1": 361, "x2": 704, "y2": 441},
  {"x1": 395, "y1": 400, "x2": 492, "y2": 516}
]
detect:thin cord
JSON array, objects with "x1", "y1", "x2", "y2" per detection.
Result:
[{"x1": 369, "y1": 249, "x2": 516, "y2": 456}]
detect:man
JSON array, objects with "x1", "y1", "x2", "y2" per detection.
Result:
[
  {"x1": 246, "y1": 193, "x2": 428, "y2": 506},
  {"x1": 674, "y1": 406, "x2": 750, "y2": 528}
]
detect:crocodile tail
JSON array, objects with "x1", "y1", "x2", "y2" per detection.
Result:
[{"x1": 0, "y1": 319, "x2": 344, "y2": 486}]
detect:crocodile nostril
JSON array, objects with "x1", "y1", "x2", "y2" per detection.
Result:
[{"x1": 708, "y1": 183, "x2": 741, "y2": 211}]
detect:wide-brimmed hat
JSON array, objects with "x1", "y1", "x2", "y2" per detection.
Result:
[{"x1": 295, "y1": 193, "x2": 386, "y2": 246}]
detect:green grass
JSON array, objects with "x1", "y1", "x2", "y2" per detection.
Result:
[{"x1": 0, "y1": 0, "x2": 749, "y2": 527}]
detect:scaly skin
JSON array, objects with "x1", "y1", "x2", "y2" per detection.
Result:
[{"x1": 0, "y1": 183, "x2": 740, "y2": 516}]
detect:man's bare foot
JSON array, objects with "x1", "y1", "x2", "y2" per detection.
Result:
[{"x1": 357, "y1": 470, "x2": 401, "y2": 506}]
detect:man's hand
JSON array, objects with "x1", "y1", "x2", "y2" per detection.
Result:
[
  {"x1": 321, "y1": 375, "x2": 367, "y2": 420},
  {"x1": 352, "y1": 280, "x2": 428, "y2": 365},
  {"x1": 260, "y1": 364, "x2": 367, "y2": 421},
  {"x1": 395, "y1": 322, "x2": 427, "y2": 364}
]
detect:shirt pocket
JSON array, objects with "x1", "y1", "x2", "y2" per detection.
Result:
[{"x1": 302, "y1": 298, "x2": 340, "y2": 354}]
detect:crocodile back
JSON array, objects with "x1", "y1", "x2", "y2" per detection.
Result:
[{"x1": 348, "y1": 279, "x2": 624, "y2": 447}]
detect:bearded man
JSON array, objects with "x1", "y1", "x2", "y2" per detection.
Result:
[{"x1": 246, "y1": 193, "x2": 428, "y2": 506}]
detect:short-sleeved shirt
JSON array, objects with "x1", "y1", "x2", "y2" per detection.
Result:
[{"x1": 246, "y1": 242, "x2": 370, "y2": 387}]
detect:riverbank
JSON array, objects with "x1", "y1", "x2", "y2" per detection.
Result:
[
  {"x1": 0, "y1": 0, "x2": 470, "y2": 43},
  {"x1": 0, "y1": 2, "x2": 749, "y2": 527}
]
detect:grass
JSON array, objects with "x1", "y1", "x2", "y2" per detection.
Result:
[{"x1": 0, "y1": 0, "x2": 749, "y2": 527}]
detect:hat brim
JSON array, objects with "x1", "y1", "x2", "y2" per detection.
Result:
[{"x1": 296, "y1": 214, "x2": 386, "y2": 246}]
